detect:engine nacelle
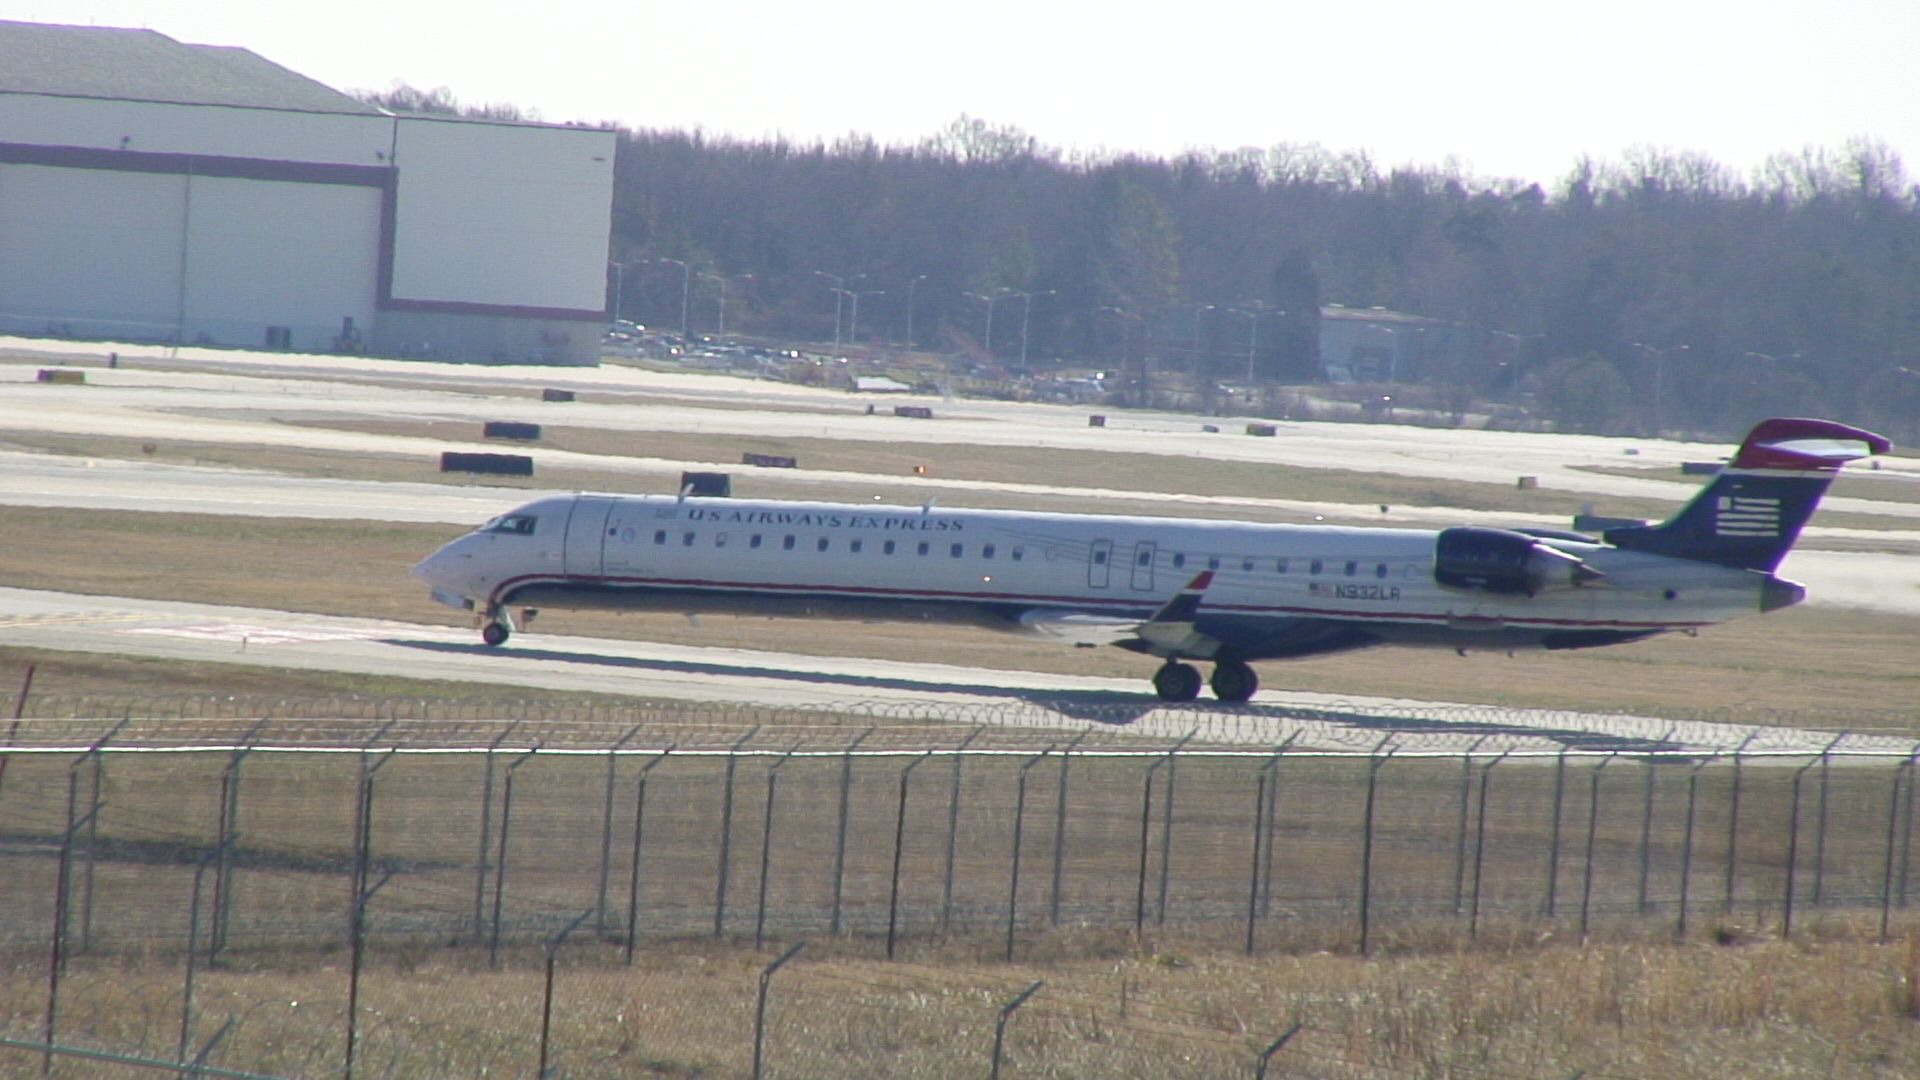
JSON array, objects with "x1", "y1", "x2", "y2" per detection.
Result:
[{"x1": 1433, "y1": 526, "x2": 1603, "y2": 597}]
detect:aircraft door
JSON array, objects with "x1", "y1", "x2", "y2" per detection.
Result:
[
  {"x1": 562, "y1": 496, "x2": 615, "y2": 577},
  {"x1": 1088, "y1": 538, "x2": 1113, "y2": 589},
  {"x1": 1129, "y1": 541, "x2": 1156, "y2": 590}
]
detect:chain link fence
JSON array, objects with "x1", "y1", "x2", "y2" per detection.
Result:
[{"x1": 3, "y1": 697, "x2": 1918, "y2": 1077}]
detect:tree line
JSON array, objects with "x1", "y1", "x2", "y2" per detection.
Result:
[{"x1": 363, "y1": 89, "x2": 1920, "y2": 441}]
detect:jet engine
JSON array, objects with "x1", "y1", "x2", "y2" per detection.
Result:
[{"x1": 1433, "y1": 526, "x2": 1604, "y2": 596}]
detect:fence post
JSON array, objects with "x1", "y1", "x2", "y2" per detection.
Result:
[
  {"x1": 1724, "y1": 732, "x2": 1760, "y2": 917},
  {"x1": 44, "y1": 772, "x2": 81, "y2": 1074},
  {"x1": 177, "y1": 855, "x2": 217, "y2": 1067},
  {"x1": 1783, "y1": 756, "x2": 1818, "y2": 939},
  {"x1": 1156, "y1": 733, "x2": 1192, "y2": 928},
  {"x1": 77, "y1": 715, "x2": 129, "y2": 956},
  {"x1": 1678, "y1": 759, "x2": 1709, "y2": 941},
  {"x1": 1813, "y1": 732, "x2": 1846, "y2": 907},
  {"x1": 1006, "y1": 747, "x2": 1054, "y2": 962},
  {"x1": 211, "y1": 717, "x2": 271, "y2": 965},
  {"x1": 344, "y1": 868, "x2": 393, "y2": 1080},
  {"x1": 1881, "y1": 756, "x2": 1912, "y2": 941},
  {"x1": 625, "y1": 746, "x2": 673, "y2": 965},
  {"x1": 752, "y1": 941, "x2": 805, "y2": 1080},
  {"x1": 1254, "y1": 1022, "x2": 1304, "y2": 1080},
  {"x1": 888, "y1": 751, "x2": 935, "y2": 960},
  {"x1": 1580, "y1": 754, "x2": 1617, "y2": 943},
  {"x1": 1452, "y1": 736, "x2": 1490, "y2": 914},
  {"x1": 489, "y1": 746, "x2": 540, "y2": 968},
  {"x1": 537, "y1": 909, "x2": 594, "y2": 1080},
  {"x1": 755, "y1": 745, "x2": 800, "y2": 952},
  {"x1": 714, "y1": 726, "x2": 762, "y2": 940},
  {"x1": 472, "y1": 721, "x2": 523, "y2": 939},
  {"x1": 1048, "y1": 730, "x2": 1091, "y2": 927},
  {"x1": 1245, "y1": 767, "x2": 1268, "y2": 956},
  {"x1": 1469, "y1": 750, "x2": 1512, "y2": 940},
  {"x1": 989, "y1": 980, "x2": 1044, "y2": 1080},
  {"x1": 830, "y1": 728, "x2": 873, "y2": 936},
  {"x1": 1261, "y1": 737, "x2": 1296, "y2": 918},
  {"x1": 941, "y1": 727, "x2": 987, "y2": 935},
  {"x1": 1900, "y1": 746, "x2": 1919, "y2": 911},
  {"x1": 1358, "y1": 740, "x2": 1394, "y2": 956},
  {"x1": 596, "y1": 724, "x2": 643, "y2": 934},
  {"x1": 1636, "y1": 727, "x2": 1674, "y2": 915},
  {"x1": 1543, "y1": 747, "x2": 1568, "y2": 918}
]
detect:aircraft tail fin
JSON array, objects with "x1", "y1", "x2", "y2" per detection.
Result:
[{"x1": 1602, "y1": 418, "x2": 1889, "y2": 571}]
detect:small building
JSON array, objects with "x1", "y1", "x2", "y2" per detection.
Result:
[{"x1": 0, "y1": 20, "x2": 615, "y2": 364}]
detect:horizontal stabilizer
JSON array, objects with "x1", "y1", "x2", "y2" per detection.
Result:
[{"x1": 1730, "y1": 418, "x2": 1891, "y2": 471}]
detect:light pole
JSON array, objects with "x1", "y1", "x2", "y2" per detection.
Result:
[
  {"x1": 1190, "y1": 304, "x2": 1216, "y2": 373},
  {"x1": 1100, "y1": 306, "x2": 1145, "y2": 407},
  {"x1": 848, "y1": 289, "x2": 886, "y2": 345},
  {"x1": 813, "y1": 270, "x2": 851, "y2": 346},
  {"x1": 1013, "y1": 289, "x2": 1053, "y2": 369},
  {"x1": 700, "y1": 272, "x2": 752, "y2": 337},
  {"x1": 903, "y1": 274, "x2": 927, "y2": 347},
  {"x1": 965, "y1": 291, "x2": 1008, "y2": 360},
  {"x1": 1634, "y1": 342, "x2": 1689, "y2": 436},
  {"x1": 1227, "y1": 307, "x2": 1283, "y2": 389},
  {"x1": 655, "y1": 258, "x2": 692, "y2": 341},
  {"x1": 608, "y1": 260, "x2": 631, "y2": 324}
]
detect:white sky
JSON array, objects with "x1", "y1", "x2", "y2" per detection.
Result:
[{"x1": 5, "y1": 0, "x2": 1917, "y2": 185}]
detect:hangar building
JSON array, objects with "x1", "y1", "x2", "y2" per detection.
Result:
[{"x1": 0, "y1": 20, "x2": 614, "y2": 365}]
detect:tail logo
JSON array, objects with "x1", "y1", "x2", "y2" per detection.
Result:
[{"x1": 1715, "y1": 495, "x2": 1781, "y2": 538}]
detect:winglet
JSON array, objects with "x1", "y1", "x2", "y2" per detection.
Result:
[
  {"x1": 1147, "y1": 572, "x2": 1213, "y2": 624},
  {"x1": 1730, "y1": 418, "x2": 1890, "y2": 472}
]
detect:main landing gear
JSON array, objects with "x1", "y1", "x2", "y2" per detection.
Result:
[{"x1": 1152, "y1": 658, "x2": 1259, "y2": 704}]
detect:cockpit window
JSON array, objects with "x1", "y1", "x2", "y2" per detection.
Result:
[{"x1": 485, "y1": 514, "x2": 538, "y2": 536}]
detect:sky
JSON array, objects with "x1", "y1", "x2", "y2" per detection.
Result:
[{"x1": 4, "y1": 0, "x2": 1916, "y2": 186}]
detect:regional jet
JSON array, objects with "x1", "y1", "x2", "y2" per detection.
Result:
[{"x1": 410, "y1": 418, "x2": 1888, "y2": 703}]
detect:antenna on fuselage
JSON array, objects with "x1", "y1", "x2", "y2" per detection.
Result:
[
  {"x1": 921, "y1": 497, "x2": 937, "y2": 514},
  {"x1": 678, "y1": 483, "x2": 695, "y2": 504}
]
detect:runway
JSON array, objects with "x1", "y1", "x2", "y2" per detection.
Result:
[{"x1": 0, "y1": 586, "x2": 1907, "y2": 758}]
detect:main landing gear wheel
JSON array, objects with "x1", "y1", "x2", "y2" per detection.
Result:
[
  {"x1": 480, "y1": 621, "x2": 511, "y2": 647},
  {"x1": 1153, "y1": 661, "x2": 1203, "y2": 703},
  {"x1": 1209, "y1": 658, "x2": 1259, "y2": 704}
]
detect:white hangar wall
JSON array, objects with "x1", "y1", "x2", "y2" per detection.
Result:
[{"x1": 0, "y1": 94, "x2": 615, "y2": 364}]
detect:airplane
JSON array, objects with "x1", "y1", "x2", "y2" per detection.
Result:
[{"x1": 409, "y1": 417, "x2": 1889, "y2": 703}]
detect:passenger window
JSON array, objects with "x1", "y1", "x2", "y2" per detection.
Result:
[
  {"x1": 850, "y1": 539, "x2": 863, "y2": 554},
  {"x1": 1310, "y1": 559, "x2": 1323, "y2": 575},
  {"x1": 1136, "y1": 549, "x2": 1149, "y2": 566},
  {"x1": 750, "y1": 534, "x2": 763, "y2": 549},
  {"x1": 884, "y1": 540, "x2": 897, "y2": 555},
  {"x1": 917, "y1": 541, "x2": 930, "y2": 556},
  {"x1": 783, "y1": 535, "x2": 796, "y2": 551},
  {"x1": 1093, "y1": 550, "x2": 1108, "y2": 565},
  {"x1": 950, "y1": 543, "x2": 964, "y2": 558},
  {"x1": 1276, "y1": 559, "x2": 1289, "y2": 574},
  {"x1": 817, "y1": 537, "x2": 830, "y2": 552},
  {"x1": 1242, "y1": 558, "x2": 1254, "y2": 572},
  {"x1": 984, "y1": 544, "x2": 996, "y2": 559},
  {"x1": 682, "y1": 532, "x2": 696, "y2": 546},
  {"x1": 1011, "y1": 546, "x2": 1024, "y2": 561},
  {"x1": 1375, "y1": 563, "x2": 1388, "y2": 579},
  {"x1": 1207, "y1": 557, "x2": 1221, "y2": 571},
  {"x1": 1344, "y1": 561, "x2": 1357, "y2": 576},
  {"x1": 715, "y1": 533, "x2": 728, "y2": 548},
  {"x1": 653, "y1": 530, "x2": 667, "y2": 545},
  {"x1": 1172, "y1": 553, "x2": 1186, "y2": 569}
]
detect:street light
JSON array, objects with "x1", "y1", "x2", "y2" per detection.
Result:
[
  {"x1": 608, "y1": 260, "x2": 638, "y2": 324},
  {"x1": 700, "y1": 272, "x2": 752, "y2": 337},
  {"x1": 965, "y1": 290, "x2": 1009, "y2": 359},
  {"x1": 1226, "y1": 307, "x2": 1284, "y2": 389},
  {"x1": 813, "y1": 270, "x2": 855, "y2": 346},
  {"x1": 1100, "y1": 306, "x2": 1146, "y2": 407},
  {"x1": 1012, "y1": 289, "x2": 1053, "y2": 368},
  {"x1": 654, "y1": 258, "x2": 692, "y2": 341},
  {"x1": 1190, "y1": 304, "x2": 1216, "y2": 372},
  {"x1": 848, "y1": 289, "x2": 886, "y2": 345},
  {"x1": 1633, "y1": 342, "x2": 1689, "y2": 437},
  {"x1": 903, "y1": 274, "x2": 928, "y2": 347}
]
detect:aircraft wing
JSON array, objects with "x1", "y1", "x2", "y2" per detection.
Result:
[{"x1": 1017, "y1": 572, "x2": 1220, "y2": 657}]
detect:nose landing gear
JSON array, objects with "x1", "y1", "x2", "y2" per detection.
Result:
[
  {"x1": 479, "y1": 606, "x2": 533, "y2": 648},
  {"x1": 1152, "y1": 657, "x2": 1259, "y2": 704}
]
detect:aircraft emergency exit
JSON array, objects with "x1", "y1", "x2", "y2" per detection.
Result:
[{"x1": 410, "y1": 418, "x2": 1888, "y2": 703}]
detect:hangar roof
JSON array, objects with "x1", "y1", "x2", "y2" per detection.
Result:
[{"x1": 0, "y1": 20, "x2": 382, "y2": 115}]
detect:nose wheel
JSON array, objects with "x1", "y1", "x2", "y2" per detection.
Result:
[{"x1": 481, "y1": 621, "x2": 510, "y2": 647}]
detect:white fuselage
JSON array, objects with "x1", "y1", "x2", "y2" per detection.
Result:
[{"x1": 412, "y1": 493, "x2": 1777, "y2": 661}]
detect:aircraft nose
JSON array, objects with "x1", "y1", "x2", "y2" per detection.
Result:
[{"x1": 1760, "y1": 574, "x2": 1806, "y2": 613}]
